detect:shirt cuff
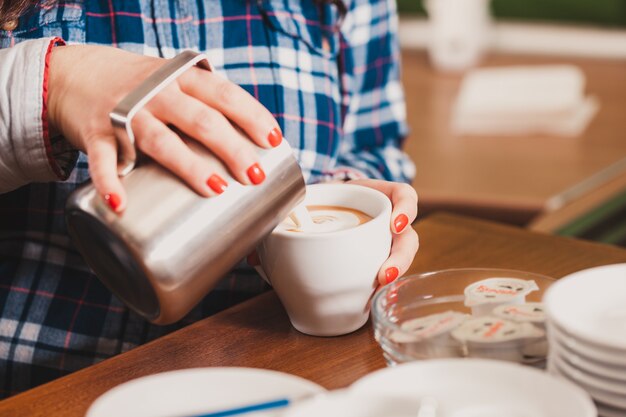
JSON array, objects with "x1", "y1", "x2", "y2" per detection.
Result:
[{"x1": 3, "y1": 36, "x2": 77, "y2": 187}]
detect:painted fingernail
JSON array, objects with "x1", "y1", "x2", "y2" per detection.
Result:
[
  {"x1": 394, "y1": 214, "x2": 409, "y2": 233},
  {"x1": 104, "y1": 193, "x2": 121, "y2": 212},
  {"x1": 247, "y1": 163, "x2": 266, "y2": 185},
  {"x1": 385, "y1": 267, "x2": 399, "y2": 284},
  {"x1": 207, "y1": 174, "x2": 228, "y2": 194},
  {"x1": 268, "y1": 127, "x2": 282, "y2": 147}
]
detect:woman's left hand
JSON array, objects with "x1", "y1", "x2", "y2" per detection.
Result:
[{"x1": 346, "y1": 179, "x2": 419, "y2": 286}]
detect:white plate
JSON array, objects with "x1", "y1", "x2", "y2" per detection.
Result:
[
  {"x1": 86, "y1": 367, "x2": 326, "y2": 417},
  {"x1": 549, "y1": 359, "x2": 626, "y2": 410},
  {"x1": 551, "y1": 351, "x2": 626, "y2": 396},
  {"x1": 351, "y1": 359, "x2": 596, "y2": 417},
  {"x1": 551, "y1": 339, "x2": 626, "y2": 381},
  {"x1": 284, "y1": 390, "x2": 424, "y2": 417},
  {"x1": 550, "y1": 323, "x2": 626, "y2": 366},
  {"x1": 544, "y1": 263, "x2": 626, "y2": 350}
]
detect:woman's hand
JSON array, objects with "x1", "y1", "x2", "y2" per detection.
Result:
[
  {"x1": 47, "y1": 45, "x2": 282, "y2": 211},
  {"x1": 346, "y1": 179, "x2": 419, "y2": 286}
]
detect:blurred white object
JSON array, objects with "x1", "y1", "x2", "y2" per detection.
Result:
[
  {"x1": 352, "y1": 359, "x2": 596, "y2": 417},
  {"x1": 284, "y1": 390, "x2": 423, "y2": 417},
  {"x1": 545, "y1": 263, "x2": 626, "y2": 412},
  {"x1": 452, "y1": 65, "x2": 599, "y2": 137},
  {"x1": 86, "y1": 367, "x2": 325, "y2": 417},
  {"x1": 399, "y1": 19, "x2": 626, "y2": 60},
  {"x1": 425, "y1": 0, "x2": 493, "y2": 71}
]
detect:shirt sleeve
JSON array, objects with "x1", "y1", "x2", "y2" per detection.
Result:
[
  {"x1": 329, "y1": 0, "x2": 415, "y2": 183},
  {"x1": 0, "y1": 37, "x2": 78, "y2": 194}
]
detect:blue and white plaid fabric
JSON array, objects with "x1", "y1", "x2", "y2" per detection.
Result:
[{"x1": 0, "y1": 0, "x2": 414, "y2": 397}]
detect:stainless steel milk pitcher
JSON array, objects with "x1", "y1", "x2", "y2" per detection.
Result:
[{"x1": 65, "y1": 51, "x2": 305, "y2": 324}]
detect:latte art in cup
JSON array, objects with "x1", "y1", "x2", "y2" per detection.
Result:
[{"x1": 279, "y1": 205, "x2": 372, "y2": 234}]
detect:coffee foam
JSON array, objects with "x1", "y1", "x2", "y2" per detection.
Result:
[{"x1": 278, "y1": 205, "x2": 372, "y2": 234}]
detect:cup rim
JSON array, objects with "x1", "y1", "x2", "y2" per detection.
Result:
[{"x1": 269, "y1": 183, "x2": 392, "y2": 240}]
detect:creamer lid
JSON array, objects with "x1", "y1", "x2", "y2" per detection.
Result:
[
  {"x1": 492, "y1": 302, "x2": 545, "y2": 323},
  {"x1": 399, "y1": 310, "x2": 469, "y2": 340},
  {"x1": 464, "y1": 278, "x2": 539, "y2": 307},
  {"x1": 451, "y1": 316, "x2": 544, "y2": 343}
]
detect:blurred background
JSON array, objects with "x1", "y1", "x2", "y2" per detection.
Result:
[
  {"x1": 396, "y1": 0, "x2": 626, "y2": 248},
  {"x1": 398, "y1": 0, "x2": 626, "y2": 27}
]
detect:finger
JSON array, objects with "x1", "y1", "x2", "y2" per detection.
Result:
[
  {"x1": 389, "y1": 183, "x2": 418, "y2": 234},
  {"x1": 377, "y1": 228, "x2": 419, "y2": 286},
  {"x1": 178, "y1": 68, "x2": 282, "y2": 149},
  {"x1": 86, "y1": 136, "x2": 127, "y2": 213},
  {"x1": 348, "y1": 179, "x2": 418, "y2": 234},
  {"x1": 150, "y1": 91, "x2": 266, "y2": 185},
  {"x1": 132, "y1": 111, "x2": 229, "y2": 197}
]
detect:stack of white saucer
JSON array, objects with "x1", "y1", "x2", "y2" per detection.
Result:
[{"x1": 544, "y1": 263, "x2": 626, "y2": 417}]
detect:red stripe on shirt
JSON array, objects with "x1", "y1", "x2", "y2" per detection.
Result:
[{"x1": 41, "y1": 37, "x2": 66, "y2": 179}]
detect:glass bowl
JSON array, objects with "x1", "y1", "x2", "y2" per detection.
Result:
[{"x1": 371, "y1": 268, "x2": 555, "y2": 367}]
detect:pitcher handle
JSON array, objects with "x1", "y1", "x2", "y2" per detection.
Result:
[{"x1": 109, "y1": 51, "x2": 213, "y2": 176}]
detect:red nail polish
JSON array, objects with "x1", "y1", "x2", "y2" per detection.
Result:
[
  {"x1": 385, "y1": 267, "x2": 399, "y2": 284},
  {"x1": 246, "y1": 163, "x2": 266, "y2": 185},
  {"x1": 268, "y1": 127, "x2": 282, "y2": 147},
  {"x1": 394, "y1": 214, "x2": 409, "y2": 233},
  {"x1": 207, "y1": 174, "x2": 228, "y2": 194},
  {"x1": 104, "y1": 193, "x2": 121, "y2": 211}
]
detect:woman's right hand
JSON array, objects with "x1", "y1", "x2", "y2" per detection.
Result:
[{"x1": 47, "y1": 45, "x2": 282, "y2": 211}]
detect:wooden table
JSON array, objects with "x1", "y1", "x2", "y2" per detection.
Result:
[
  {"x1": 529, "y1": 173, "x2": 626, "y2": 233},
  {"x1": 402, "y1": 50, "x2": 626, "y2": 225},
  {"x1": 3, "y1": 213, "x2": 626, "y2": 416}
]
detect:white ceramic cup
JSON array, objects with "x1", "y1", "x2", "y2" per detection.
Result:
[
  {"x1": 257, "y1": 184, "x2": 392, "y2": 336},
  {"x1": 425, "y1": 0, "x2": 493, "y2": 72}
]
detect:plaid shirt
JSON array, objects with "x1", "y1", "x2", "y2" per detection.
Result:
[{"x1": 0, "y1": 0, "x2": 413, "y2": 397}]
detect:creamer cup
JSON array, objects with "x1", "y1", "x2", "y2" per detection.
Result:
[
  {"x1": 492, "y1": 302, "x2": 546, "y2": 327},
  {"x1": 397, "y1": 310, "x2": 469, "y2": 341},
  {"x1": 451, "y1": 316, "x2": 545, "y2": 363},
  {"x1": 464, "y1": 278, "x2": 539, "y2": 316},
  {"x1": 491, "y1": 303, "x2": 548, "y2": 358},
  {"x1": 390, "y1": 311, "x2": 469, "y2": 358}
]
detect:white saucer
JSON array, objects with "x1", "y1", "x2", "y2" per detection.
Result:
[
  {"x1": 351, "y1": 359, "x2": 596, "y2": 417},
  {"x1": 284, "y1": 390, "x2": 423, "y2": 417},
  {"x1": 550, "y1": 323, "x2": 626, "y2": 366},
  {"x1": 549, "y1": 359, "x2": 626, "y2": 410},
  {"x1": 551, "y1": 352, "x2": 626, "y2": 396},
  {"x1": 86, "y1": 367, "x2": 326, "y2": 417},
  {"x1": 552, "y1": 340, "x2": 626, "y2": 382},
  {"x1": 544, "y1": 263, "x2": 626, "y2": 351}
]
